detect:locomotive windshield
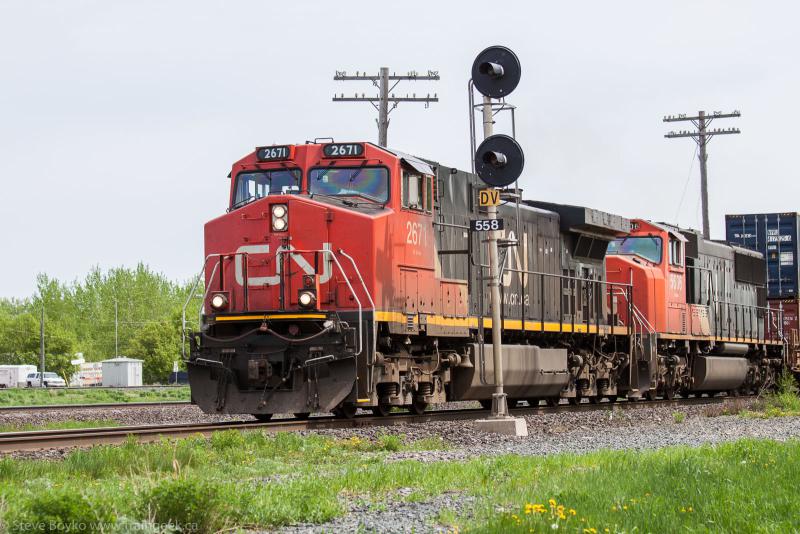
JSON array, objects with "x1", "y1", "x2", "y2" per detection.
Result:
[
  {"x1": 309, "y1": 167, "x2": 389, "y2": 203},
  {"x1": 232, "y1": 169, "x2": 301, "y2": 209},
  {"x1": 607, "y1": 236, "x2": 663, "y2": 264}
]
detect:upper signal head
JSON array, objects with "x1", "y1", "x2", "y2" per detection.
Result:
[{"x1": 471, "y1": 46, "x2": 521, "y2": 98}]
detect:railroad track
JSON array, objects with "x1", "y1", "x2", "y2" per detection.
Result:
[
  {"x1": 0, "y1": 396, "x2": 729, "y2": 453},
  {"x1": 0, "y1": 401, "x2": 191, "y2": 413}
]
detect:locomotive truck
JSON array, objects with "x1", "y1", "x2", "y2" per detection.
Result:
[{"x1": 186, "y1": 140, "x2": 785, "y2": 419}]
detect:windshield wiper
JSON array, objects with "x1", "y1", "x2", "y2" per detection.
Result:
[
  {"x1": 309, "y1": 192, "x2": 357, "y2": 207},
  {"x1": 230, "y1": 195, "x2": 257, "y2": 210}
]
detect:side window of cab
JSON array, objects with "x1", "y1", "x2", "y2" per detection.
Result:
[
  {"x1": 402, "y1": 171, "x2": 433, "y2": 213},
  {"x1": 669, "y1": 237, "x2": 683, "y2": 266}
]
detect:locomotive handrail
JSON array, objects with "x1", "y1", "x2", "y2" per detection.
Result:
[
  {"x1": 711, "y1": 299, "x2": 784, "y2": 343},
  {"x1": 610, "y1": 287, "x2": 656, "y2": 335},
  {"x1": 181, "y1": 252, "x2": 248, "y2": 361},
  {"x1": 276, "y1": 248, "x2": 368, "y2": 357},
  {"x1": 337, "y1": 249, "x2": 376, "y2": 311},
  {"x1": 480, "y1": 263, "x2": 634, "y2": 290}
]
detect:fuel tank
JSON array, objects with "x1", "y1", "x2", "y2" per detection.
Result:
[
  {"x1": 450, "y1": 344, "x2": 569, "y2": 399},
  {"x1": 691, "y1": 355, "x2": 748, "y2": 391}
]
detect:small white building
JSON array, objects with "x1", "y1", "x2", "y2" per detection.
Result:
[{"x1": 101, "y1": 357, "x2": 143, "y2": 387}]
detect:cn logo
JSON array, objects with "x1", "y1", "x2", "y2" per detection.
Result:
[{"x1": 233, "y1": 244, "x2": 332, "y2": 287}]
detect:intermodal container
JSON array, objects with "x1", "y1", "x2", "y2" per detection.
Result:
[{"x1": 725, "y1": 213, "x2": 800, "y2": 299}]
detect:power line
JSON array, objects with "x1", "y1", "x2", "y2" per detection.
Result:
[
  {"x1": 333, "y1": 68, "x2": 439, "y2": 147},
  {"x1": 664, "y1": 110, "x2": 741, "y2": 239},
  {"x1": 674, "y1": 144, "x2": 699, "y2": 224}
]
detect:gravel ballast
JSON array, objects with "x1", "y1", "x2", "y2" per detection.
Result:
[
  {"x1": 2, "y1": 399, "x2": 799, "y2": 532},
  {"x1": 276, "y1": 400, "x2": 800, "y2": 533}
]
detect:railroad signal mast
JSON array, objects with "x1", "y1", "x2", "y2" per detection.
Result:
[
  {"x1": 664, "y1": 110, "x2": 741, "y2": 239},
  {"x1": 332, "y1": 68, "x2": 439, "y2": 147},
  {"x1": 469, "y1": 46, "x2": 527, "y2": 436}
]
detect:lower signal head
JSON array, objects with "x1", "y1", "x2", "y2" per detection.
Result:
[{"x1": 474, "y1": 134, "x2": 525, "y2": 188}]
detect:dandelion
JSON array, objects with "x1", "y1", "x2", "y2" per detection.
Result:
[
  {"x1": 549, "y1": 498, "x2": 557, "y2": 507},
  {"x1": 551, "y1": 524, "x2": 559, "y2": 530},
  {"x1": 569, "y1": 509, "x2": 577, "y2": 516},
  {"x1": 688, "y1": 506, "x2": 693, "y2": 512},
  {"x1": 611, "y1": 505, "x2": 617, "y2": 512},
  {"x1": 622, "y1": 505, "x2": 628, "y2": 511}
]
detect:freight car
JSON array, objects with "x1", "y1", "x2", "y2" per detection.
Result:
[{"x1": 186, "y1": 140, "x2": 786, "y2": 419}]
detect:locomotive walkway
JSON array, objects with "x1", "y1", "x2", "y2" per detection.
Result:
[{"x1": 0, "y1": 397, "x2": 726, "y2": 452}]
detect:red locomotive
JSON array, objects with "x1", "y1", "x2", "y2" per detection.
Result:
[{"x1": 186, "y1": 140, "x2": 785, "y2": 419}]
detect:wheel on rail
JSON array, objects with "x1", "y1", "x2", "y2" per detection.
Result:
[
  {"x1": 545, "y1": 397, "x2": 560, "y2": 407},
  {"x1": 252, "y1": 413, "x2": 273, "y2": 422},
  {"x1": 664, "y1": 386, "x2": 676, "y2": 400},
  {"x1": 333, "y1": 403, "x2": 358, "y2": 419},
  {"x1": 293, "y1": 412, "x2": 311, "y2": 420},
  {"x1": 606, "y1": 395, "x2": 618, "y2": 404},
  {"x1": 507, "y1": 398, "x2": 519, "y2": 409},
  {"x1": 588, "y1": 396, "x2": 600, "y2": 405},
  {"x1": 479, "y1": 399, "x2": 492, "y2": 410},
  {"x1": 371, "y1": 403, "x2": 392, "y2": 417},
  {"x1": 409, "y1": 399, "x2": 428, "y2": 415},
  {"x1": 567, "y1": 397, "x2": 580, "y2": 406},
  {"x1": 526, "y1": 398, "x2": 540, "y2": 407},
  {"x1": 644, "y1": 389, "x2": 657, "y2": 401}
]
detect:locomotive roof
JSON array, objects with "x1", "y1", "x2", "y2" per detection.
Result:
[
  {"x1": 380, "y1": 146, "x2": 436, "y2": 176},
  {"x1": 523, "y1": 200, "x2": 631, "y2": 237}
]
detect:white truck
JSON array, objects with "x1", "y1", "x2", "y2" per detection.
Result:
[
  {"x1": 24, "y1": 372, "x2": 67, "y2": 388},
  {"x1": 0, "y1": 365, "x2": 38, "y2": 388}
]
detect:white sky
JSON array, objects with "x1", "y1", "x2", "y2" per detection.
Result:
[{"x1": 1, "y1": 1, "x2": 797, "y2": 298}]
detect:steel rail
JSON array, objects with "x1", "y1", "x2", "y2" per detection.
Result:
[
  {"x1": 0, "y1": 401, "x2": 191, "y2": 413},
  {"x1": 0, "y1": 396, "x2": 732, "y2": 453}
]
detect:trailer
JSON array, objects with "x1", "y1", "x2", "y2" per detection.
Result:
[{"x1": 0, "y1": 365, "x2": 38, "y2": 388}]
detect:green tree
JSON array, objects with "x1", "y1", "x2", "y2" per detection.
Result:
[
  {"x1": 125, "y1": 320, "x2": 180, "y2": 384},
  {"x1": 1, "y1": 264, "x2": 198, "y2": 383}
]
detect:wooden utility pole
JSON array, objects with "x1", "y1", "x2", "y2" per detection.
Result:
[
  {"x1": 39, "y1": 305, "x2": 45, "y2": 387},
  {"x1": 664, "y1": 110, "x2": 741, "y2": 239},
  {"x1": 333, "y1": 68, "x2": 439, "y2": 147}
]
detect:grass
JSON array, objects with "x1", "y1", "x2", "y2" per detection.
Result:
[
  {"x1": 742, "y1": 371, "x2": 800, "y2": 419},
  {"x1": 0, "y1": 429, "x2": 797, "y2": 533},
  {"x1": 672, "y1": 411, "x2": 686, "y2": 423},
  {"x1": 0, "y1": 386, "x2": 189, "y2": 407},
  {"x1": 0, "y1": 419, "x2": 119, "y2": 433}
]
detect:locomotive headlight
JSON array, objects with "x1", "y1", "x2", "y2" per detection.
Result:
[
  {"x1": 271, "y1": 204, "x2": 288, "y2": 232},
  {"x1": 272, "y1": 217, "x2": 287, "y2": 231},
  {"x1": 210, "y1": 292, "x2": 229, "y2": 310},
  {"x1": 298, "y1": 290, "x2": 316, "y2": 309}
]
